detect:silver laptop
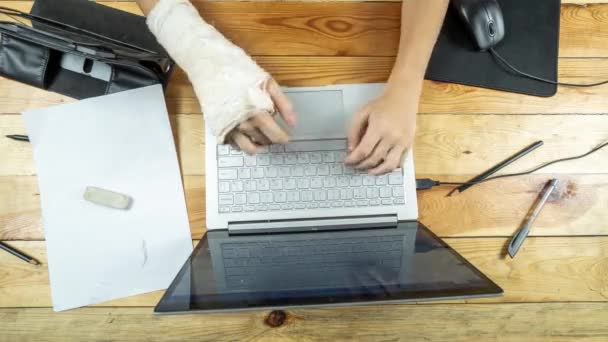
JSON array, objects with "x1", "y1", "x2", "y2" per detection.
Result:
[
  {"x1": 152, "y1": 84, "x2": 502, "y2": 314},
  {"x1": 205, "y1": 83, "x2": 418, "y2": 232}
]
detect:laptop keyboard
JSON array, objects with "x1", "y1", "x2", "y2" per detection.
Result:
[{"x1": 216, "y1": 139, "x2": 406, "y2": 213}]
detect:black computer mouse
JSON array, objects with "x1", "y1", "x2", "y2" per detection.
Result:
[{"x1": 452, "y1": 0, "x2": 505, "y2": 51}]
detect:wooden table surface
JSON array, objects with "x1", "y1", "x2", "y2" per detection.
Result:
[{"x1": 1, "y1": 0, "x2": 608, "y2": 341}]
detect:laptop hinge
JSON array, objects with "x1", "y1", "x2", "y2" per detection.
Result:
[{"x1": 228, "y1": 215, "x2": 398, "y2": 235}]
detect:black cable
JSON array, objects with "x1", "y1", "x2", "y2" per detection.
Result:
[
  {"x1": 434, "y1": 141, "x2": 608, "y2": 187},
  {"x1": 489, "y1": 48, "x2": 608, "y2": 88}
]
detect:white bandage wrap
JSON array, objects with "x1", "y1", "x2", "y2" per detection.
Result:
[{"x1": 147, "y1": 0, "x2": 274, "y2": 142}]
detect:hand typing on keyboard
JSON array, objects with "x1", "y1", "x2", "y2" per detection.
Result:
[{"x1": 227, "y1": 79, "x2": 298, "y2": 154}]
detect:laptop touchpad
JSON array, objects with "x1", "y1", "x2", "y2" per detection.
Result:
[{"x1": 282, "y1": 90, "x2": 347, "y2": 140}]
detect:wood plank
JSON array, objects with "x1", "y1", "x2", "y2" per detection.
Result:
[
  {"x1": 1, "y1": 237, "x2": 607, "y2": 307},
  {"x1": 3, "y1": 114, "x2": 608, "y2": 177},
  {"x1": 1, "y1": 304, "x2": 608, "y2": 341},
  {"x1": 1, "y1": 2, "x2": 607, "y2": 57},
  {"x1": 2, "y1": 57, "x2": 608, "y2": 115},
  {"x1": 2, "y1": 173, "x2": 607, "y2": 240}
]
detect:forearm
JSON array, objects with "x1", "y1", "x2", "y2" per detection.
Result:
[
  {"x1": 389, "y1": 0, "x2": 449, "y2": 87},
  {"x1": 136, "y1": 0, "x2": 158, "y2": 15}
]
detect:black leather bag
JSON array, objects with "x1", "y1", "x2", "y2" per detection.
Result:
[{"x1": 0, "y1": 0, "x2": 174, "y2": 99}]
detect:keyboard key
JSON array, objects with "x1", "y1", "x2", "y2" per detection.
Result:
[
  {"x1": 375, "y1": 175, "x2": 388, "y2": 186},
  {"x1": 219, "y1": 194, "x2": 234, "y2": 205},
  {"x1": 320, "y1": 202, "x2": 331, "y2": 208},
  {"x1": 219, "y1": 182, "x2": 230, "y2": 193},
  {"x1": 256, "y1": 205, "x2": 269, "y2": 211},
  {"x1": 370, "y1": 199, "x2": 381, "y2": 206},
  {"x1": 217, "y1": 145, "x2": 230, "y2": 155},
  {"x1": 344, "y1": 167, "x2": 355, "y2": 175},
  {"x1": 297, "y1": 153, "x2": 310, "y2": 164},
  {"x1": 219, "y1": 207, "x2": 230, "y2": 213},
  {"x1": 257, "y1": 146, "x2": 269, "y2": 154},
  {"x1": 232, "y1": 206, "x2": 243, "y2": 212},
  {"x1": 393, "y1": 198, "x2": 405, "y2": 205},
  {"x1": 244, "y1": 154, "x2": 257, "y2": 167},
  {"x1": 381, "y1": 199, "x2": 393, "y2": 205},
  {"x1": 218, "y1": 169, "x2": 238, "y2": 180},
  {"x1": 274, "y1": 192, "x2": 287, "y2": 202},
  {"x1": 244, "y1": 205, "x2": 256, "y2": 212},
  {"x1": 393, "y1": 186, "x2": 404, "y2": 198},
  {"x1": 252, "y1": 167, "x2": 264, "y2": 178},
  {"x1": 257, "y1": 179, "x2": 270, "y2": 191},
  {"x1": 354, "y1": 188, "x2": 366, "y2": 199},
  {"x1": 344, "y1": 201, "x2": 355, "y2": 207},
  {"x1": 287, "y1": 191, "x2": 300, "y2": 202},
  {"x1": 271, "y1": 154, "x2": 284, "y2": 165},
  {"x1": 314, "y1": 190, "x2": 327, "y2": 201},
  {"x1": 270, "y1": 145, "x2": 285, "y2": 153},
  {"x1": 284, "y1": 178, "x2": 297, "y2": 190},
  {"x1": 291, "y1": 166, "x2": 304, "y2": 177},
  {"x1": 310, "y1": 152, "x2": 323, "y2": 163},
  {"x1": 231, "y1": 181, "x2": 243, "y2": 192},
  {"x1": 270, "y1": 179, "x2": 283, "y2": 190},
  {"x1": 285, "y1": 139, "x2": 347, "y2": 152},
  {"x1": 328, "y1": 189, "x2": 340, "y2": 200},
  {"x1": 302, "y1": 191, "x2": 313, "y2": 201},
  {"x1": 337, "y1": 176, "x2": 350, "y2": 187},
  {"x1": 269, "y1": 204, "x2": 281, "y2": 211},
  {"x1": 297, "y1": 178, "x2": 310, "y2": 189},
  {"x1": 279, "y1": 167, "x2": 291, "y2": 177},
  {"x1": 335, "y1": 151, "x2": 347, "y2": 161},
  {"x1": 340, "y1": 188, "x2": 353, "y2": 200},
  {"x1": 322, "y1": 152, "x2": 335, "y2": 163},
  {"x1": 311, "y1": 177, "x2": 323, "y2": 188},
  {"x1": 265, "y1": 167, "x2": 278, "y2": 178},
  {"x1": 244, "y1": 180, "x2": 257, "y2": 191},
  {"x1": 350, "y1": 176, "x2": 362, "y2": 186},
  {"x1": 281, "y1": 204, "x2": 294, "y2": 210},
  {"x1": 260, "y1": 192, "x2": 273, "y2": 203},
  {"x1": 247, "y1": 193, "x2": 260, "y2": 204},
  {"x1": 258, "y1": 155, "x2": 270, "y2": 166},
  {"x1": 305, "y1": 165, "x2": 317, "y2": 176},
  {"x1": 363, "y1": 175, "x2": 376, "y2": 186},
  {"x1": 389, "y1": 172, "x2": 403, "y2": 185},
  {"x1": 317, "y1": 164, "x2": 330, "y2": 175},
  {"x1": 284, "y1": 154, "x2": 297, "y2": 164},
  {"x1": 238, "y1": 168, "x2": 251, "y2": 179},
  {"x1": 230, "y1": 146, "x2": 242, "y2": 155},
  {"x1": 380, "y1": 187, "x2": 392, "y2": 198},
  {"x1": 332, "y1": 202, "x2": 344, "y2": 208},
  {"x1": 307, "y1": 203, "x2": 319, "y2": 209},
  {"x1": 295, "y1": 203, "x2": 306, "y2": 209},
  {"x1": 367, "y1": 187, "x2": 379, "y2": 199},
  {"x1": 357, "y1": 200, "x2": 369, "y2": 206},
  {"x1": 323, "y1": 177, "x2": 337, "y2": 188},
  {"x1": 235, "y1": 194, "x2": 246, "y2": 205},
  {"x1": 331, "y1": 164, "x2": 343, "y2": 175}
]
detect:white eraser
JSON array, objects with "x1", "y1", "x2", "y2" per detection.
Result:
[{"x1": 83, "y1": 186, "x2": 131, "y2": 210}]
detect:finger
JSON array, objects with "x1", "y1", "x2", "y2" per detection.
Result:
[
  {"x1": 238, "y1": 121, "x2": 271, "y2": 145},
  {"x1": 347, "y1": 107, "x2": 370, "y2": 152},
  {"x1": 252, "y1": 113, "x2": 290, "y2": 144},
  {"x1": 267, "y1": 79, "x2": 297, "y2": 127},
  {"x1": 369, "y1": 146, "x2": 405, "y2": 175},
  {"x1": 231, "y1": 131, "x2": 259, "y2": 154},
  {"x1": 345, "y1": 130, "x2": 380, "y2": 165},
  {"x1": 356, "y1": 140, "x2": 391, "y2": 170}
]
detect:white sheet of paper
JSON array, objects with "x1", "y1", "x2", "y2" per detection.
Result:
[{"x1": 22, "y1": 85, "x2": 193, "y2": 312}]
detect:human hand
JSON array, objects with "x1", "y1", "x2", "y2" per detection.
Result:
[
  {"x1": 344, "y1": 83, "x2": 420, "y2": 175},
  {"x1": 228, "y1": 79, "x2": 297, "y2": 154}
]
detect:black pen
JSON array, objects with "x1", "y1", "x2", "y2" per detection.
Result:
[
  {"x1": 0, "y1": 241, "x2": 40, "y2": 265},
  {"x1": 451, "y1": 140, "x2": 544, "y2": 195},
  {"x1": 5, "y1": 134, "x2": 30, "y2": 142}
]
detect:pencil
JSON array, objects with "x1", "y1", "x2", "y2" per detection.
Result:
[
  {"x1": 0, "y1": 241, "x2": 40, "y2": 265},
  {"x1": 5, "y1": 134, "x2": 30, "y2": 142}
]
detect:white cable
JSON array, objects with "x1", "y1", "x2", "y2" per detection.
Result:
[{"x1": 146, "y1": 0, "x2": 274, "y2": 142}]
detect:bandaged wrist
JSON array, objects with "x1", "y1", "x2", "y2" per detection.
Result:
[{"x1": 146, "y1": 0, "x2": 274, "y2": 142}]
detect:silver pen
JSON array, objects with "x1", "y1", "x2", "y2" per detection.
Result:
[{"x1": 508, "y1": 179, "x2": 559, "y2": 258}]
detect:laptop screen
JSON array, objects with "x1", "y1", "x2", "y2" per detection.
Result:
[{"x1": 155, "y1": 222, "x2": 502, "y2": 313}]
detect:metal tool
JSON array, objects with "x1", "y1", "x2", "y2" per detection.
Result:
[{"x1": 508, "y1": 178, "x2": 558, "y2": 258}]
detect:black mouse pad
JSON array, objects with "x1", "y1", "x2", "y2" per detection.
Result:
[{"x1": 426, "y1": 0, "x2": 560, "y2": 97}]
